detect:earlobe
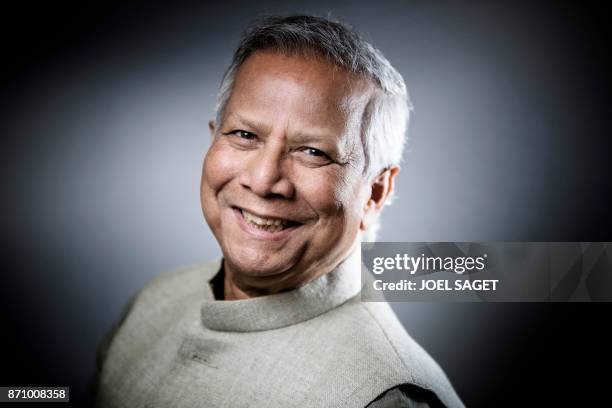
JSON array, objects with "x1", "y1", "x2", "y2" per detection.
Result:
[{"x1": 359, "y1": 197, "x2": 377, "y2": 231}]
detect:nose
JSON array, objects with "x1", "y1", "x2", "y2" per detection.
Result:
[{"x1": 239, "y1": 140, "x2": 295, "y2": 199}]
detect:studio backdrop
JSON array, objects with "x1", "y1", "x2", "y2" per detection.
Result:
[{"x1": 2, "y1": 1, "x2": 611, "y2": 406}]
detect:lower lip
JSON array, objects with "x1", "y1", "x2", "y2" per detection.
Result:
[{"x1": 233, "y1": 208, "x2": 301, "y2": 241}]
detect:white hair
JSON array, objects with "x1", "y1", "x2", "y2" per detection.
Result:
[{"x1": 215, "y1": 15, "x2": 412, "y2": 241}]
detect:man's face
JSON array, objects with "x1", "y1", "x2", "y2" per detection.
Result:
[{"x1": 200, "y1": 51, "x2": 375, "y2": 288}]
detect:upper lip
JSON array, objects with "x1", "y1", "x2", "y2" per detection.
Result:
[{"x1": 235, "y1": 206, "x2": 304, "y2": 224}]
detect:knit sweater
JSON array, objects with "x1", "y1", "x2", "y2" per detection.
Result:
[{"x1": 96, "y1": 248, "x2": 464, "y2": 408}]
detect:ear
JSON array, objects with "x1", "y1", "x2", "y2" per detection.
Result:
[
  {"x1": 208, "y1": 120, "x2": 216, "y2": 137},
  {"x1": 360, "y1": 165, "x2": 400, "y2": 232}
]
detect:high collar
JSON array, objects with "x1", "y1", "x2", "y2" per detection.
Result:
[{"x1": 200, "y1": 245, "x2": 362, "y2": 332}]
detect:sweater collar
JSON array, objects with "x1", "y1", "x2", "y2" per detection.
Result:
[{"x1": 200, "y1": 244, "x2": 362, "y2": 332}]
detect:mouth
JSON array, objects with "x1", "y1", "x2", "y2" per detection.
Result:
[{"x1": 234, "y1": 207, "x2": 302, "y2": 234}]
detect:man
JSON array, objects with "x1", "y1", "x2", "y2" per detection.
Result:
[{"x1": 95, "y1": 15, "x2": 464, "y2": 408}]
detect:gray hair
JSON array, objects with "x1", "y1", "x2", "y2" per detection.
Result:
[{"x1": 215, "y1": 15, "x2": 411, "y2": 240}]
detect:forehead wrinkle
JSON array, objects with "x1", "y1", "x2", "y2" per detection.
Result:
[
  {"x1": 237, "y1": 52, "x2": 358, "y2": 115},
  {"x1": 229, "y1": 80, "x2": 332, "y2": 138}
]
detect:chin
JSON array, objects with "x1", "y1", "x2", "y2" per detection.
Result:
[{"x1": 224, "y1": 244, "x2": 298, "y2": 278}]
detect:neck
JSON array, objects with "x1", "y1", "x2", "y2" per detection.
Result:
[{"x1": 224, "y1": 275, "x2": 268, "y2": 300}]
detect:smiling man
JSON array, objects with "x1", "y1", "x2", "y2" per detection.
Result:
[
  {"x1": 202, "y1": 49, "x2": 377, "y2": 299},
  {"x1": 95, "y1": 15, "x2": 463, "y2": 408}
]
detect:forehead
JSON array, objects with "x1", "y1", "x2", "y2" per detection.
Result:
[{"x1": 224, "y1": 51, "x2": 374, "y2": 134}]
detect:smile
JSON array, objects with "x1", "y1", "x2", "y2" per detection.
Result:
[{"x1": 235, "y1": 208, "x2": 301, "y2": 234}]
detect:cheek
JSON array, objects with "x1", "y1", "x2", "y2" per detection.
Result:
[
  {"x1": 301, "y1": 169, "x2": 367, "y2": 223},
  {"x1": 202, "y1": 143, "x2": 240, "y2": 193}
]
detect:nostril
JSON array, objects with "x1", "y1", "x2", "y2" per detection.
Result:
[{"x1": 264, "y1": 192, "x2": 288, "y2": 200}]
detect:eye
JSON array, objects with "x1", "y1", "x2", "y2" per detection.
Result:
[
  {"x1": 296, "y1": 146, "x2": 333, "y2": 166},
  {"x1": 302, "y1": 147, "x2": 327, "y2": 157},
  {"x1": 301, "y1": 147, "x2": 329, "y2": 158},
  {"x1": 224, "y1": 129, "x2": 257, "y2": 140}
]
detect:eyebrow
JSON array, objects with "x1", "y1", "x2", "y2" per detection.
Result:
[
  {"x1": 227, "y1": 112, "x2": 338, "y2": 144},
  {"x1": 226, "y1": 112, "x2": 272, "y2": 135}
]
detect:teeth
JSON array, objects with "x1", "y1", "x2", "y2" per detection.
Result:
[{"x1": 241, "y1": 209, "x2": 288, "y2": 232}]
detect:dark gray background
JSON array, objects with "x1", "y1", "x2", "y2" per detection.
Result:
[{"x1": 2, "y1": 1, "x2": 611, "y2": 406}]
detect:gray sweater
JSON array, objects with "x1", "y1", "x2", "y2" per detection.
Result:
[{"x1": 96, "y1": 249, "x2": 464, "y2": 407}]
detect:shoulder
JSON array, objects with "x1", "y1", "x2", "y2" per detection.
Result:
[
  {"x1": 359, "y1": 302, "x2": 442, "y2": 384},
  {"x1": 131, "y1": 259, "x2": 221, "y2": 308},
  {"x1": 101, "y1": 260, "x2": 221, "y2": 354},
  {"x1": 332, "y1": 300, "x2": 464, "y2": 408},
  {"x1": 140, "y1": 259, "x2": 221, "y2": 296}
]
